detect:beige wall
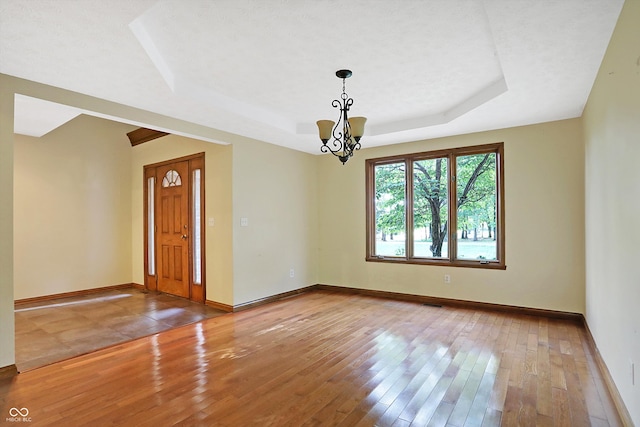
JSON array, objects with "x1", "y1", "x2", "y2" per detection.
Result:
[
  {"x1": 9, "y1": 87, "x2": 319, "y2": 310},
  {"x1": 0, "y1": 77, "x2": 16, "y2": 368},
  {"x1": 14, "y1": 115, "x2": 134, "y2": 300},
  {"x1": 583, "y1": 0, "x2": 640, "y2": 422},
  {"x1": 130, "y1": 135, "x2": 319, "y2": 307},
  {"x1": 317, "y1": 118, "x2": 586, "y2": 314},
  {"x1": 0, "y1": 73, "x2": 247, "y2": 369},
  {"x1": 1, "y1": 8, "x2": 637, "y2": 422},
  {"x1": 130, "y1": 134, "x2": 234, "y2": 306},
  {"x1": 232, "y1": 139, "x2": 318, "y2": 305}
]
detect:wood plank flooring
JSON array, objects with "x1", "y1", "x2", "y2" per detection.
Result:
[
  {"x1": 14, "y1": 289, "x2": 227, "y2": 371},
  {"x1": 0, "y1": 291, "x2": 623, "y2": 426}
]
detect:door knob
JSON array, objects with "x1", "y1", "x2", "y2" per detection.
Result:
[{"x1": 181, "y1": 234, "x2": 188, "y2": 240}]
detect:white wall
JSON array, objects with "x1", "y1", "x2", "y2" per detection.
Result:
[
  {"x1": 583, "y1": 0, "x2": 640, "y2": 423},
  {"x1": 14, "y1": 115, "x2": 133, "y2": 299},
  {"x1": 232, "y1": 138, "x2": 318, "y2": 305},
  {"x1": 317, "y1": 118, "x2": 586, "y2": 314}
]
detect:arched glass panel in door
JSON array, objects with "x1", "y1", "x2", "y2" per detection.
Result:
[{"x1": 162, "y1": 169, "x2": 182, "y2": 187}]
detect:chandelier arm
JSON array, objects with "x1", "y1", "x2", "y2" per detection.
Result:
[
  {"x1": 329, "y1": 97, "x2": 355, "y2": 158},
  {"x1": 320, "y1": 100, "x2": 343, "y2": 155},
  {"x1": 342, "y1": 97, "x2": 354, "y2": 158},
  {"x1": 320, "y1": 143, "x2": 341, "y2": 156}
]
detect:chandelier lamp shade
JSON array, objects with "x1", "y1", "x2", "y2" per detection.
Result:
[{"x1": 316, "y1": 69, "x2": 367, "y2": 164}]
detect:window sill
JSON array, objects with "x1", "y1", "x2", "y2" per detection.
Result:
[{"x1": 365, "y1": 256, "x2": 506, "y2": 270}]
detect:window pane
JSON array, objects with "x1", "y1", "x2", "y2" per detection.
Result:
[
  {"x1": 456, "y1": 152, "x2": 497, "y2": 260},
  {"x1": 147, "y1": 177, "x2": 155, "y2": 275},
  {"x1": 192, "y1": 169, "x2": 202, "y2": 285},
  {"x1": 374, "y1": 162, "x2": 406, "y2": 257},
  {"x1": 413, "y1": 158, "x2": 449, "y2": 258},
  {"x1": 162, "y1": 169, "x2": 182, "y2": 187}
]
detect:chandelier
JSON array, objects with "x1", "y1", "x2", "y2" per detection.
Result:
[{"x1": 316, "y1": 69, "x2": 367, "y2": 164}]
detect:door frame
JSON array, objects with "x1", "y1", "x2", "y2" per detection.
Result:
[{"x1": 143, "y1": 152, "x2": 206, "y2": 303}]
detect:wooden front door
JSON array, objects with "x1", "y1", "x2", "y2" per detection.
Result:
[
  {"x1": 144, "y1": 153, "x2": 205, "y2": 302},
  {"x1": 156, "y1": 160, "x2": 190, "y2": 298}
]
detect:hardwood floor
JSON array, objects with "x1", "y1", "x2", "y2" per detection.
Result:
[
  {"x1": 0, "y1": 291, "x2": 622, "y2": 426},
  {"x1": 14, "y1": 289, "x2": 227, "y2": 371}
]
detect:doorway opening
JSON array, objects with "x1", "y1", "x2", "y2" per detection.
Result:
[{"x1": 144, "y1": 153, "x2": 205, "y2": 303}]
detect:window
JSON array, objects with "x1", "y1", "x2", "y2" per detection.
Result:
[
  {"x1": 366, "y1": 143, "x2": 505, "y2": 269},
  {"x1": 147, "y1": 176, "x2": 155, "y2": 276},
  {"x1": 162, "y1": 169, "x2": 182, "y2": 187},
  {"x1": 192, "y1": 168, "x2": 202, "y2": 285}
]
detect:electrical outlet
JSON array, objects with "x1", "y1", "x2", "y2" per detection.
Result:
[
  {"x1": 289, "y1": 269, "x2": 295, "y2": 278},
  {"x1": 240, "y1": 217, "x2": 249, "y2": 227},
  {"x1": 444, "y1": 274, "x2": 451, "y2": 284}
]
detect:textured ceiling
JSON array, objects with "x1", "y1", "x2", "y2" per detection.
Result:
[{"x1": 0, "y1": 0, "x2": 624, "y2": 154}]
